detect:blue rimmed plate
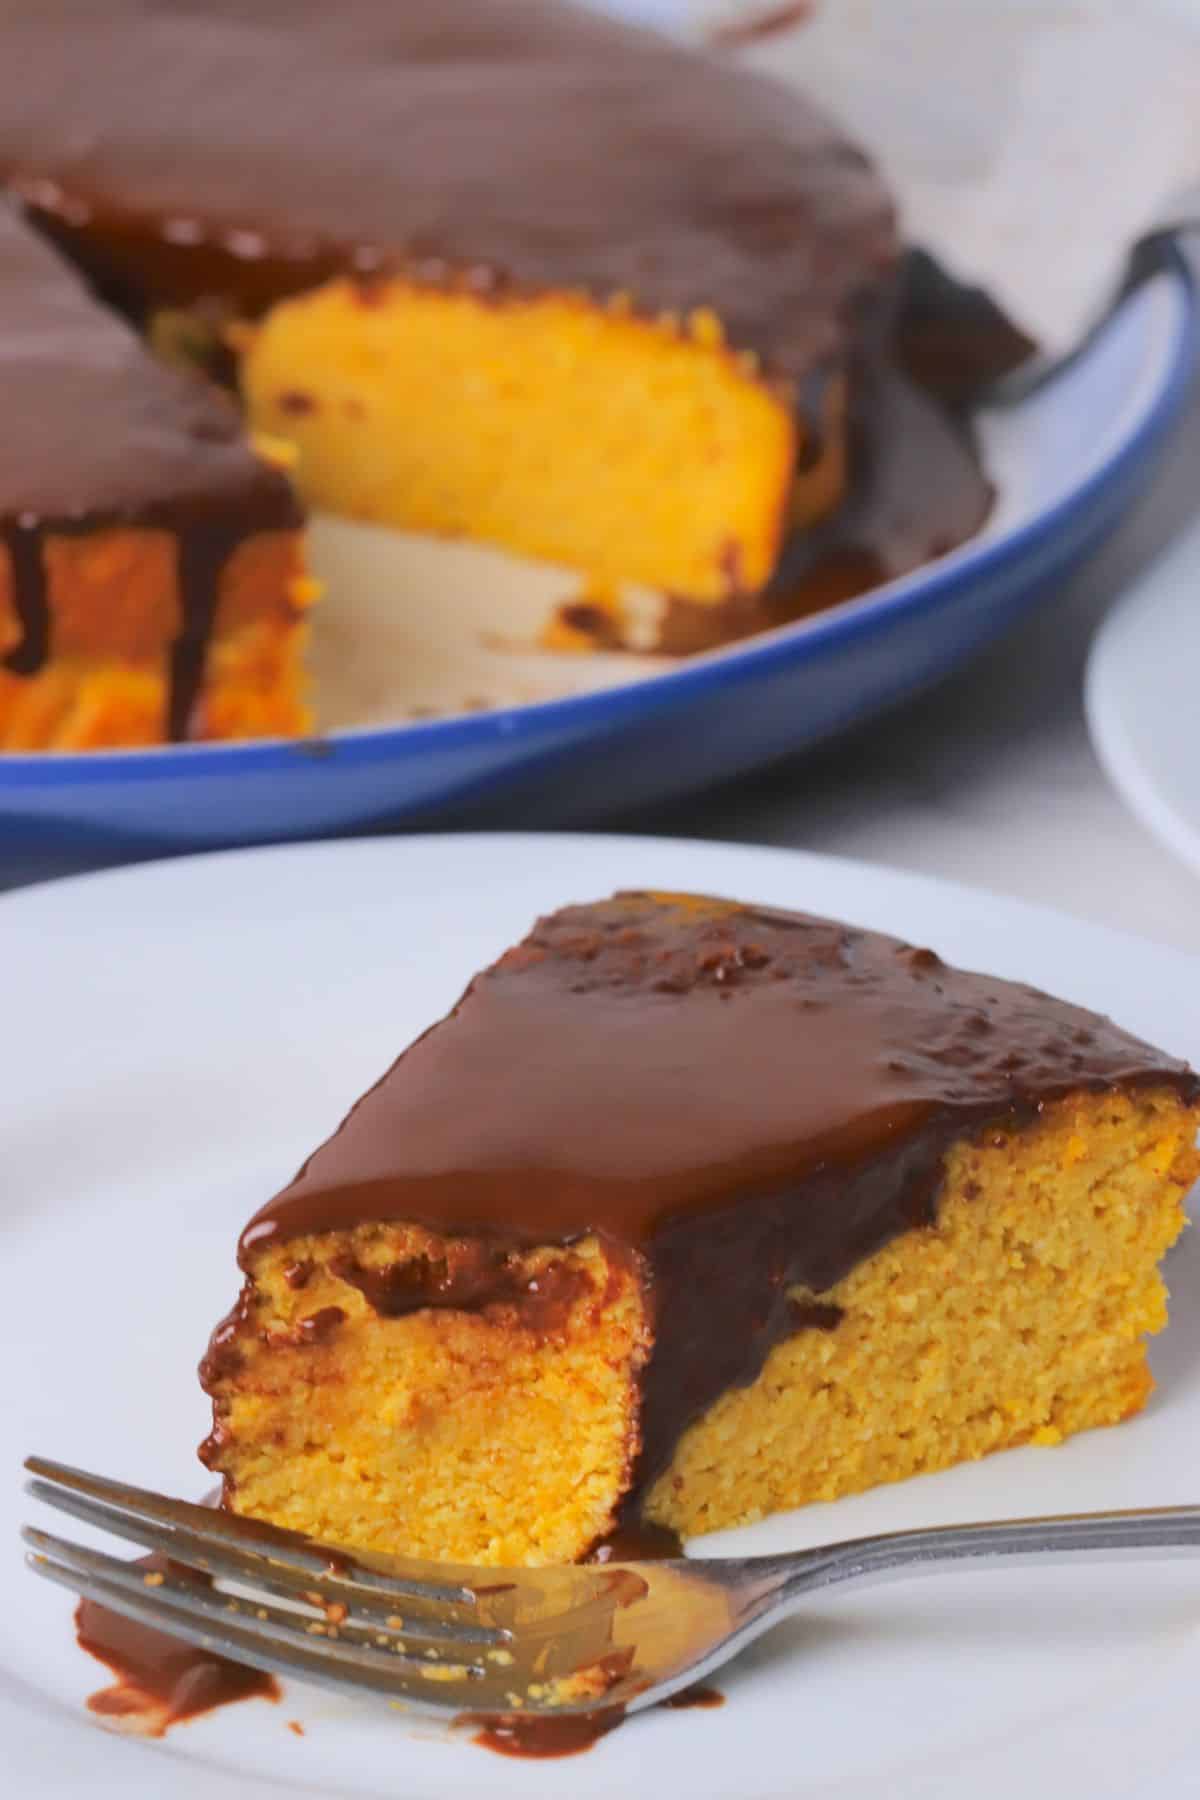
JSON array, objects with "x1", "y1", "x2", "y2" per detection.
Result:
[{"x1": 2, "y1": 262, "x2": 1195, "y2": 850}]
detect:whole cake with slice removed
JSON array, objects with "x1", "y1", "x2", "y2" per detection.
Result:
[
  {"x1": 0, "y1": 0, "x2": 993, "y2": 746},
  {"x1": 200, "y1": 894, "x2": 1200, "y2": 1566}
]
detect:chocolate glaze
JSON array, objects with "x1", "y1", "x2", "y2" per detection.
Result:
[
  {"x1": 199, "y1": 1288, "x2": 253, "y2": 1391},
  {"x1": 0, "y1": 203, "x2": 299, "y2": 736},
  {"x1": 766, "y1": 353, "x2": 992, "y2": 621},
  {"x1": 893, "y1": 248, "x2": 1036, "y2": 412},
  {"x1": 232, "y1": 893, "x2": 1197, "y2": 1511},
  {"x1": 663, "y1": 1683, "x2": 725, "y2": 1710},
  {"x1": 588, "y1": 1518, "x2": 685, "y2": 1564},
  {"x1": 330, "y1": 1240, "x2": 596, "y2": 1336},
  {"x1": 294, "y1": 1304, "x2": 347, "y2": 1345},
  {"x1": 760, "y1": 249, "x2": 1029, "y2": 620},
  {"x1": 0, "y1": 0, "x2": 896, "y2": 396},
  {"x1": 1, "y1": 519, "x2": 48, "y2": 677},
  {"x1": 75, "y1": 1556, "x2": 278, "y2": 1736},
  {"x1": 462, "y1": 1673, "x2": 721, "y2": 1757}
]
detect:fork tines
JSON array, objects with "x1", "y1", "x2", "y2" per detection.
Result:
[{"x1": 22, "y1": 1455, "x2": 629, "y2": 1717}]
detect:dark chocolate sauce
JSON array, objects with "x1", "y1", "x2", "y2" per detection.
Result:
[
  {"x1": 789, "y1": 1299, "x2": 843, "y2": 1332},
  {"x1": 663, "y1": 1683, "x2": 725, "y2": 1710},
  {"x1": 223, "y1": 893, "x2": 1197, "y2": 1516},
  {"x1": 557, "y1": 600, "x2": 625, "y2": 649},
  {"x1": 199, "y1": 1287, "x2": 253, "y2": 1387},
  {"x1": 169, "y1": 522, "x2": 270, "y2": 740},
  {"x1": 463, "y1": 1708, "x2": 627, "y2": 1759},
  {"x1": 294, "y1": 1303, "x2": 347, "y2": 1344},
  {"x1": 75, "y1": 1557, "x2": 278, "y2": 1737},
  {"x1": 893, "y1": 248, "x2": 1036, "y2": 412},
  {"x1": 330, "y1": 1241, "x2": 594, "y2": 1336},
  {"x1": 0, "y1": 0, "x2": 896, "y2": 394},
  {"x1": 0, "y1": 5, "x2": 1037, "y2": 702},
  {"x1": 762, "y1": 354, "x2": 992, "y2": 629},
  {"x1": 588, "y1": 1518, "x2": 684, "y2": 1564},
  {"x1": 462, "y1": 1675, "x2": 722, "y2": 1758}
]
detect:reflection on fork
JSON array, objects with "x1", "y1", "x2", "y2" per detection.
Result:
[{"x1": 22, "y1": 1455, "x2": 1200, "y2": 1743}]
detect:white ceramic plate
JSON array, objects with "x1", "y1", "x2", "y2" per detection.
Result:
[
  {"x1": 1086, "y1": 510, "x2": 1200, "y2": 882},
  {"x1": 4, "y1": 832, "x2": 1200, "y2": 1799}
]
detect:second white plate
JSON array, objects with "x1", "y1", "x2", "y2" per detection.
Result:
[{"x1": 1087, "y1": 509, "x2": 1200, "y2": 882}]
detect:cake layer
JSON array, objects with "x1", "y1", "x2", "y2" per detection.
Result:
[
  {"x1": 0, "y1": 204, "x2": 309, "y2": 745},
  {"x1": 202, "y1": 894, "x2": 1200, "y2": 1562}
]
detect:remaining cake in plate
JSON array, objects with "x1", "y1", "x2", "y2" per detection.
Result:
[
  {"x1": 0, "y1": 204, "x2": 312, "y2": 750},
  {"x1": 200, "y1": 893, "x2": 1200, "y2": 1566},
  {"x1": 0, "y1": 0, "x2": 956, "y2": 694}
]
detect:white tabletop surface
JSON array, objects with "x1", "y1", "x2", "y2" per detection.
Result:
[{"x1": 5, "y1": 358, "x2": 1200, "y2": 955}]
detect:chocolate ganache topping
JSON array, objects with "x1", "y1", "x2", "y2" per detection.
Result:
[
  {"x1": 238, "y1": 893, "x2": 1197, "y2": 1504},
  {"x1": 0, "y1": 0, "x2": 896, "y2": 388}
]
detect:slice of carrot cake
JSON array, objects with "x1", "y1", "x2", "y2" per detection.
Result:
[{"x1": 201, "y1": 893, "x2": 1199, "y2": 1564}]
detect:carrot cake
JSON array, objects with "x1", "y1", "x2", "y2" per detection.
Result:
[
  {"x1": 200, "y1": 893, "x2": 1200, "y2": 1565},
  {"x1": 0, "y1": 0, "x2": 991, "y2": 737}
]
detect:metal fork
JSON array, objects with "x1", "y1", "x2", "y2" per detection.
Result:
[{"x1": 22, "y1": 1456, "x2": 1200, "y2": 1723}]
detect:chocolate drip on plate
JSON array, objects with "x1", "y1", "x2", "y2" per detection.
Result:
[
  {"x1": 75, "y1": 1554, "x2": 278, "y2": 1736},
  {"x1": 0, "y1": 0, "x2": 897, "y2": 389}
]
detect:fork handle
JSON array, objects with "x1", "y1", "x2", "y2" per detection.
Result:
[{"x1": 767, "y1": 1505, "x2": 1200, "y2": 1607}]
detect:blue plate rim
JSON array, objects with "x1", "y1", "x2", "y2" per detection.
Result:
[{"x1": 5, "y1": 253, "x2": 1196, "y2": 795}]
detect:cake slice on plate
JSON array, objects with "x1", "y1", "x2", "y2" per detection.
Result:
[{"x1": 201, "y1": 893, "x2": 1199, "y2": 1564}]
